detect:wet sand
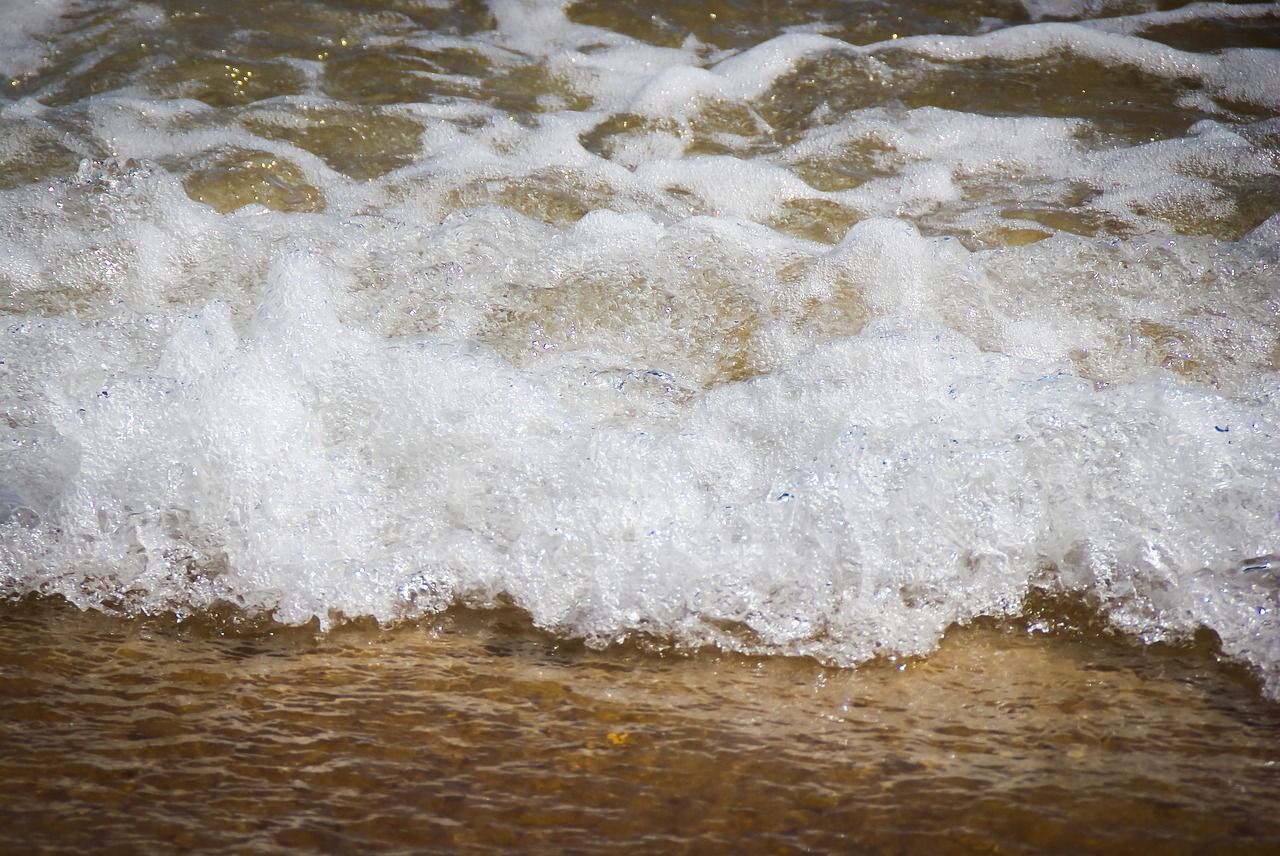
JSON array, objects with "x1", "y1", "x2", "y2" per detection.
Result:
[{"x1": 1, "y1": 595, "x2": 1277, "y2": 854}]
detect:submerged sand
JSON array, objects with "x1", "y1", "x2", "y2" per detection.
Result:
[{"x1": 1, "y1": 595, "x2": 1277, "y2": 854}]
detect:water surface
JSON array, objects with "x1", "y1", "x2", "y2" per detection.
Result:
[{"x1": 1, "y1": 0, "x2": 1278, "y2": 849}]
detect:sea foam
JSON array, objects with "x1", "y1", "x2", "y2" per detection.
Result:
[{"x1": 1, "y1": 0, "x2": 1278, "y2": 696}]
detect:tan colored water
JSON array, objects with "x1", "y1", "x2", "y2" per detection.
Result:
[{"x1": 2, "y1": 595, "x2": 1278, "y2": 854}]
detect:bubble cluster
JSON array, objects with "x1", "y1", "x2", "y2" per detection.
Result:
[{"x1": 1, "y1": 0, "x2": 1277, "y2": 694}]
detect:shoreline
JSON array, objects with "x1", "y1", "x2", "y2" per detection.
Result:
[{"x1": 2, "y1": 594, "x2": 1278, "y2": 853}]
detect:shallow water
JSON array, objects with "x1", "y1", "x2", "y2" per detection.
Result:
[
  {"x1": 1, "y1": 0, "x2": 1279, "y2": 848},
  {"x1": 2, "y1": 595, "x2": 1279, "y2": 854}
]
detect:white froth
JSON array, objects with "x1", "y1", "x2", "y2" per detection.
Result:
[
  {"x1": 4, "y1": 227, "x2": 1277, "y2": 678},
  {"x1": 1082, "y1": 130, "x2": 1277, "y2": 220},
  {"x1": 1208, "y1": 49, "x2": 1280, "y2": 111},
  {"x1": 822, "y1": 219, "x2": 940, "y2": 317},
  {"x1": 0, "y1": 0, "x2": 79, "y2": 80},
  {"x1": 710, "y1": 32, "x2": 848, "y2": 99},
  {"x1": 908, "y1": 21, "x2": 1196, "y2": 68},
  {"x1": 1081, "y1": 1, "x2": 1280, "y2": 36},
  {"x1": 2, "y1": 0, "x2": 1279, "y2": 696},
  {"x1": 636, "y1": 156, "x2": 823, "y2": 221},
  {"x1": 901, "y1": 20, "x2": 1279, "y2": 112},
  {"x1": 488, "y1": 0, "x2": 582, "y2": 54}
]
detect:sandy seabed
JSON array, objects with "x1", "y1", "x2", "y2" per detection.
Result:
[{"x1": 1, "y1": 594, "x2": 1277, "y2": 855}]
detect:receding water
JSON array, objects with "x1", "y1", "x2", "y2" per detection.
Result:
[
  {"x1": 1, "y1": 0, "x2": 1278, "y2": 850},
  {"x1": 2, "y1": 594, "x2": 1279, "y2": 854}
]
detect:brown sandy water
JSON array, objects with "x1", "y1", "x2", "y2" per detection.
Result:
[{"x1": 1, "y1": 594, "x2": 1278, "y2": 854}]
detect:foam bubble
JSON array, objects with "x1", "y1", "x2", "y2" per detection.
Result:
[
  {"x1": 4, "y1": 261, "x2": 1277, "y2": 681},
  {"x1": 2, "y1": 0, "x2": 1278, "y2": 697},
  {"x1": 0, "y1": 0, "x2": 79, "y2": 80},
  {"x1": 904, "y1": 20, "x2": 1280, "y2": 113},
  {"x1": 710, "y1": 32, "x2": 847, "y2": 99}
]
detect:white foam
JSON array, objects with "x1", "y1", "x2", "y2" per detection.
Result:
[
  {"x1": 896, "y1": 20, "x2": 1280, "y2": 112},
  {"x1": 1208, "y1": 48, "x2": 1280, "y2": 111},
  {"x1": 2, "y1": 0, "x2": 1279, "y2": 697},
  {"x1": 0, "y1": 0, "x2": 79, "y2": 80},
  {"x1": 819, "y1": 219, "x2": 941, "y2": 316},
  {"x1": 4, "y1": 229, "x2": 1277, "y2": 670},
  {"x1": 1083, "y1": 130, "x2": 1280, "y2": 225},
  {"x1": 710, "y1": 32, "x2": 848, "y2": 99},
  {"x1": 635, "y1": 155, "x2": 825, "y2": 221},
  {"x1": 1080, "y1": 1, "x2": 1280, "y2": 36}
]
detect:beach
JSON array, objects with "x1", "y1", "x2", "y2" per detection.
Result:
[
  {"x1": 2, "y1": 591, "x2": 1280, "y2": 849},
  {"x1": 2, "y1": 0, "x2": 1279, "y2": 849},
  {"x1": 3, "y1": 594, "x2": 1279, "y2": 852}
]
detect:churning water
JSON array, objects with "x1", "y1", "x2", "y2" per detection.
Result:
[{"x1": 1, "y1": 0, "x2": 1279, "y2": 850}]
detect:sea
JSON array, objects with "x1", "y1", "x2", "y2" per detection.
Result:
[{"x1": 1, "y1": 0, "x2": 1278, "y2": 852}]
